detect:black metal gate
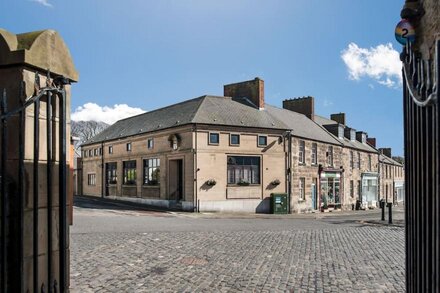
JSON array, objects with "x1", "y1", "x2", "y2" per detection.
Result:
[
  {"x1": 0, "y1": 72, "x2": 69, "y2": 293},
  {"x1": 403, "y1": 39, "x2": 440, "y2": 292}
]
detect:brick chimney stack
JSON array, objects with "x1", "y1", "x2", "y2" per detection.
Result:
[
  {"x1": 282, "y1": 96, "x2": 315, "y2": 121},
  {"x1": 367, "y1": 137, "x2": 376, "y2": 148},
  {"x1": 330, "y1": 113, "x2": 346, "y2": 125},
  {"x1": 224, "y1": 77, "x2": 265, "y2": 110},
  {"x1": 379, "y1": 148, "x2": 392, "y2": 158}
]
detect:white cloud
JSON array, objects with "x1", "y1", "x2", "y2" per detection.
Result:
[
  {"x1": 29, "y1": 0, "x2": 53, "y2": 7},
  {"x1": 341, "y1": 42, "x2": 402, "y2": 88},
  {"x1": 323, "y1": 99, "x2": 333, "y2": 107},
  {"x1": 71, "y1": 103, "x2": 146, "y2": 124}
]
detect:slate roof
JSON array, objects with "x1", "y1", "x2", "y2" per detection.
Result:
[
  {"x1": 265, "y1": 105, "x2": 341, "y2": 145},
  {"x1": 314, "y1": 115, "x2": 378, "y2": 153},
  {"x1": 379, "y1": 154, "x2": 403, "y2": 166},
  {"x1": 82, "y1": 95, "x2": 341, "y2": 146}
]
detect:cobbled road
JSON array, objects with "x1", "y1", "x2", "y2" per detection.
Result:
[{"x1": 70, "y1": 197, "x2": 405, "y2": 292}]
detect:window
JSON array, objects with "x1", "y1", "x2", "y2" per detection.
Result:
[
  {"x1": 123, "y1": 160, "x2": 136, "y2": 185},
  {"x1": 83, "y1": 150, "x2": 87, "y2": 158},
  {"x1": 126, "y1": 143, "x2": 132, "y2": 152},
  {"x1": 350, "y1": 151, "x2": 354, "y2": 169},
  {"x1": 209, "y1": 133, "x2": 219, "y2": 145},
  {"x1": 298, "y1": 140, "x2": 305, "y2": 164},
  {"x1": 143, "y1": 158, "x2": 160, "y2": 185},
  {"x1": 368, "y1": 154, "x2": 372, "y2": 171},
  {"x1": 227, "y1": 156, "x2": 260, "y2": 185},
  {"x1": 106, "y1": 162, "x2": 117, "y2": 184},
  {"x1": 350, "y1": 180, "x2": 354, "y2": 198},
  {"x1": 147, "y1": 138, "x2": 154, "y2": 149},
  {"x1": 230, "y1": 134, "x2": 240, "y2": 146},
  {"x1": 94, "y1": 148, "x2": 98, "y2": 156},
  {"x1": 99, "y1": 147, "x2": 102, "y2": 155},
  {"x1": 311, "y1": 143, "x2": 317, "y2": 165},
  {"x1": 358, "y1": 180, "x2": 361, "y2": 198},
  {"x1": 88, "y1": 149, "x2": 93, "y2": 157},
  {"x1": 299, "y1": 177, "x2": 305, "y2": 200},
  {"x1": 87, "y1": 174, "x2": 96, "y2": 186},
  {"x1": 327, "y1": 146, "x2": 333, "y2": 166},
  {"x1": 258, "y1": 135, "x2": 267, "y2": 147},
  {"x1": 357, "y1": 152, "x2": 361, "y2": 169},
  {"x1": 108, "y1": 146, "x2": 113, "y2": 154}
]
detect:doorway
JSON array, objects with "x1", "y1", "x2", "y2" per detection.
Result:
[
  {"x1": 169, "y1": 159, "x2": 184, "y2": 201},
  {"x1": 311, "y1": 178, "x2": 318, "y2": 210}
]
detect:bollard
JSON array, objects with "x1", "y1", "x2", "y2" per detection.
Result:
[
  {"x1": 381, "y1": 201, "x2": 385, "y2": 221},
  {"x1": 387, "y1": 202, "x2": 392, "y2": 224}
]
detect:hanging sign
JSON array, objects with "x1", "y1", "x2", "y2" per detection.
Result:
[{"x1": 395, "y1": 19, "x2": 415, "y2": 45}]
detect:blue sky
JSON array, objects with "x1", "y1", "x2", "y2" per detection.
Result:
[{"x1": 1, "y1": 0, "x2": 404, "y2": 155}]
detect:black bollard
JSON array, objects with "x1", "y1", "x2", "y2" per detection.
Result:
[
  {"x1": 381, "y1": 201, "x2": 385, "y2": 221},
  {"x1": 387, "y1": 202, "x2": 392, "y2": 224}
]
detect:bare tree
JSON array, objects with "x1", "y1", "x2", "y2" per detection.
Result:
[{"x1": 71, "y1": 121, "x2": 109, "y2": 153}]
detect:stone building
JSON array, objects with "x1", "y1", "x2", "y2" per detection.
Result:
[
  {"x1": 80, "y1": 78, "x2": 392, "y2": 213},
  {"x1": 378, "y1": 148, "x2": 405, "y2": 204}
]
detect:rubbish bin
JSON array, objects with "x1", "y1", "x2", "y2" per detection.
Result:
[
  {"x1": 355, "y1": 200, "x2": 362, "y2": 210},
  {"x1": 270, "y1": 193, "x2": 288, "y2": 214}
]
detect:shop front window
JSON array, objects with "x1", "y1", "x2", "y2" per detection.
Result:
[
  {"x1": 227, "y1": 156, "x2": 260, "y2": 185},
  {"x1": 123, "y1": 160, "x2": 136, "y2": 185},
  {"x1": 320, "y1": 174, "x2": 340, "y2": 208}
]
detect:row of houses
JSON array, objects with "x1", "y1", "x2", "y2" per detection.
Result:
[{"x1": 77, "y1": 78, "x2": 404, "y2": 213}]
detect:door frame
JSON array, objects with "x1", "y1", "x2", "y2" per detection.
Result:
[{"x1": 167, "y1": 157, "x2": 185, "y2": 201}]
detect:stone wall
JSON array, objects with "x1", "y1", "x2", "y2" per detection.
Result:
[{"x1": 0, "y1": 29, "x2": 78, "y2": 292}]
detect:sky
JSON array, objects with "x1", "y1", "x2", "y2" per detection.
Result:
[{"x1": 1, "y1": 0, "x2": 405, "y2": 155}]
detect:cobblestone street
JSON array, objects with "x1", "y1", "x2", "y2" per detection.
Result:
[{"x1": 70, "y1": 197, "x2": 405, "y2": 292}]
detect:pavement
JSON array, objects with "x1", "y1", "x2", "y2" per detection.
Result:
[{"x1": 70, "y1": 196, "x2": 405, "y2": 292}]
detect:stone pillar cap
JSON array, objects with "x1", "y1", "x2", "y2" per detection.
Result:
[{"x1": 0, "y1": 28, "x2": 79, "y2": 81}]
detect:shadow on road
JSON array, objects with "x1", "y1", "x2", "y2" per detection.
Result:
[{"x1": 74, "y1": 195, "x2": 174, "y2": 214}]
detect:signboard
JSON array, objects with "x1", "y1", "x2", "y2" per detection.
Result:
[
  {"x1": 320, "y1": 172, "x2": 340, "y2": 178},
  {"x1": 395, "y1": 19, "x2": 415, "y2": 45}
]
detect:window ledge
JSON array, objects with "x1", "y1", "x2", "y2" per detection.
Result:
[
  {"x1": 298, "y1": 199, "x2": 306, "y2": 202},
  {"x1": 142, "y1": 185, "x2": 160, "y2": 188},
  {"x1": 122, "y1": 184, "x2": 137, "y2": 187}
]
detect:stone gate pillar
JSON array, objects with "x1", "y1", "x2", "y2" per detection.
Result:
[{"x1": 0, "y1": 29, "x2": 78, "y2": 292}]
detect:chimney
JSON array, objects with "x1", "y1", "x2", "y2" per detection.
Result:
[
  {"x1": 282, "y1": 96, "x2": 315, "y2": 120},
  {"x1": 356, "y1": 131, "x2": 367, "y2": 144},
  {"x1": 344, "y1": 127, "x2": 356, "y2": 141},
  {"x1": 367, "y1": 137, "x2": 376, "y2": 148},
  {"x1": 379, "y1": 148, "x2": 392, "y2": 158},
  {"x1": 330, "y1": 113, "x2": 346, "y2": 125},
  {"x1": 224, "y1": 77, "x2": 265, "y2": 110}
]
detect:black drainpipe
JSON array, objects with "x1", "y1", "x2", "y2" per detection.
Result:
[
  {"x1": 101, "y1": 142, "x2": 104, "y2": 198},
  {"x1": 285, "y1": 130, "x2": 292, "y2": 214}
]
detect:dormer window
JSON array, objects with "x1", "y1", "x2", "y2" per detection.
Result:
[
  {"x1": 350, "y1": 130, "x2": 356, "y2": 141},
  {"x1": 338, "y1": 125, "x2": 344, "y2": 139}
]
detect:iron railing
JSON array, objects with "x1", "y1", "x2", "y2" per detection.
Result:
[
  {"x1": 0, "y1": 71, "x2": 68, "y2": 293},
  {"x1": 403, "y1": 39, "x2": 440, "y2": 292}
]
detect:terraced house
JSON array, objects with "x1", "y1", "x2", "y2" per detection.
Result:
[{"x1": 79, "y1": 78, "x2": 401, "y2": 213}]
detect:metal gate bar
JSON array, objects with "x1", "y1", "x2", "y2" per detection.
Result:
[
  {"x1": 0, "y1": 71, "x2": 68, "y2": 293},
  {"x1": 403, "y1": 39, "x2": 440, "y2": 292}
]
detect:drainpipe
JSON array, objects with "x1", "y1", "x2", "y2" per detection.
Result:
[
  {"x1": 193, "y1": 124, "x2": 199, "y2": 212},
  {"x1": 284, "y1": 130, "x2": 292, "y2": 214},
  {"x1": 101, "y1": 142, "x2": 104, "y2": 198}
]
